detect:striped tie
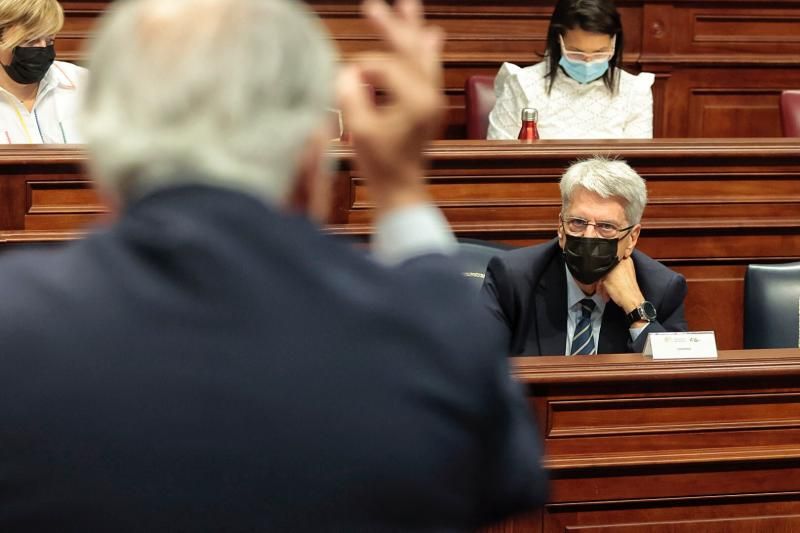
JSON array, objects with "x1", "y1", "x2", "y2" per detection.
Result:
[{"x1": 570, "y1": 298, "x2": 596, "y2": 356}]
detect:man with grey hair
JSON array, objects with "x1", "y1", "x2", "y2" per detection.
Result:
[
  {"x1": 0, "y1": 0, "x2": 545, "y2": 530},
  {"x1": 481, "y1": 156, "x2": 687, "y2": 356}
]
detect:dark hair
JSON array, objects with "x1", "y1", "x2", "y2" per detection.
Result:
[{"x1": 543, "y1": 0, "x2": 624, "y2": 95}]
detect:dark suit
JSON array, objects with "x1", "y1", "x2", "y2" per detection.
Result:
[
  {"x1": 480, "y1": 239, "x2": 688, "y2": 356},
  {"x1": 0, "y1": 185, "x2": 545, "y2": 532}
]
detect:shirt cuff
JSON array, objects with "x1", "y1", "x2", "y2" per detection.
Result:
[
  {"x1": 629, "y1": 324, "x2": 648, "y2": 342},
  {"x1": 372, "y1": 203, "x2": 457, "y2": 265}
]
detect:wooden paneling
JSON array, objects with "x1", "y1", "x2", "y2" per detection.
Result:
[
  {"x1": 623, "y1": 2, "x2": 800, "y2": 138},
  {"x1": 25, "y1": 180, "x2": 104, "y2": 230},
  {"x1": 0, "y1": 146, "x2": 104, "y2": 242},
  {"x1": 692, "y1": 14, "x2": 800, "y2": 46},
  {"x1": 1, "y1": 139, "x2": 799, "y2": 352},
  {"x1": 56, "y1": 1, "x2": 105, "y2": 63},
  {"x1": 543, "y1": 496, "x2": 800, "y2": 532},
  {"x1": 546, "y1": 393, "x2": 800, "y2": 440},
  {"x1": 489, "y1": 349, "x2": 800, "y2": 532},
  {"x1": 687, "y1": 89, "x2": 783, "y2": 138},
  {"x1": 660, "y1": 69, "x2": 800, "y2": 138},
  {"x1": 676, "y1": 264, "x2": 744, "y2": 352},
  {"x1": 670, "y1": 7, "x2": 800, "y2": 57},
  {"x1": 329, "y1": 139, "x2": 800, "y2": 238},
  {"x1": 57, "y1": 1, "x2": 800, "y2": 139}
]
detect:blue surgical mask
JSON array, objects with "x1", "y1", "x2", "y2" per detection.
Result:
[{"x1": 559, "y1": 55, "x2": 609, "y2": 84}]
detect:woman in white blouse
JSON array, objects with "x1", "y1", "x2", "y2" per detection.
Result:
[
  {"x1": 0, "y1": 0, "x2": 87, "y2": 144},
  {"x1": 487, "y1": 0, "x2": 654, "y2": 140}
]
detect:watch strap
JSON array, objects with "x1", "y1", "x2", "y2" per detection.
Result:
[{"x1": 626, "y1": 302, "x2": 656, "y2": 326}]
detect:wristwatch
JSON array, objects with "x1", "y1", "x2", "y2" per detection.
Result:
[{"x1": 626, "y1": 301, "x2": 657, "y2": 326}]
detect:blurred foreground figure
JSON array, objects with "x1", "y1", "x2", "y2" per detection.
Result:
[{"x1": 0, "y1": 0, "x2": 545, "y2": 530}]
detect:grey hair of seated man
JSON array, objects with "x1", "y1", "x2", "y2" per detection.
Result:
[
  {"x1": 559, "y1": 156, "x2": 648, "y2": 225},
  {"x1": 79, "y1": 0, "x2": 336, "y2": 206}
]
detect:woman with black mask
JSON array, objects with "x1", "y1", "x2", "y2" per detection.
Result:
[
  {"x1": 0, "y1": 0, "x2": 87, "y2": 143},
  {"x1": 486, "y1": 0, "x2": 654, "y2": 140}
]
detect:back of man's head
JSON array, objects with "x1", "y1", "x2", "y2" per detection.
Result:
[{"x1": 80, "y1": 0, "x2": 335, "y2": 205}]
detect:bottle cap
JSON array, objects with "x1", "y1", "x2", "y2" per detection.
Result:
[{"x1": 521, "y1": 108, "x2": 538, "y2": 122}]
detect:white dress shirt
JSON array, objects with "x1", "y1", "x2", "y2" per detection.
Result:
[
  {"x1": 0, "y1": 61, "x2": 88, "y2": 144},
  {"x1": 373, "y1": 204, "x2": 457, "y2": 265},
  {"x1": 487, "y1": 61, "x2": 654, "y2": 140},
  {"x1": 564, "y1": 265, "x2": 646, "y2": 356}
]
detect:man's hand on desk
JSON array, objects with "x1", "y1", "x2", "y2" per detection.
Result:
[{"x1": 337, "y1": 0, "x2": 445, "y2": 215}]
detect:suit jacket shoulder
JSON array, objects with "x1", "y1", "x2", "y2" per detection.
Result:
[{"x1": 480, "y1": 240, "x2": 564, "y2": 355}]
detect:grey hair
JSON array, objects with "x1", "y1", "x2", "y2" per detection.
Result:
[
  {"x1": 559, "y1": 156, "x2": 648, "y2": 224},
  {"x1": 79, "y1": 0, "x2": 336, "y2": 203}
]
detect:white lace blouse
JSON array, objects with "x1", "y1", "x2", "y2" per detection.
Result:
[{"x1": 486, "y1": 61, "x2": 655, "y2": 140}]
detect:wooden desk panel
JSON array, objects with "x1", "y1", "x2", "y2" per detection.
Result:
[
  {"x1": 2, "y1": 139, "x2": 800, "y2": 350},
  {"x1": 60, "y1": 0, "x2": 800, "y2": 139},
  {"x1": 0, "y1": 147, "x2": 103, "y2": 238},
  {"x1": 487, "y1": 349, "x2": 800, "y2": 532}
]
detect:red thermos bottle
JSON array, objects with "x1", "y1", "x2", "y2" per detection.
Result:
[{"x1": 517, "y1": 108, "x2": 540, "y2": 141}]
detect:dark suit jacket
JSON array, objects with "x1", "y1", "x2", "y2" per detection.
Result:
[
  {"x1": 0, "y1": 185, "x2": 545, "y2": 532},
  {"x1": 480, "y1": 239, "x2": 688, "y2": 356}
]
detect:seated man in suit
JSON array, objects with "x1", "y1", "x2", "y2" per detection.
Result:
[
  {"x1": 0, "y1": 0, "x2": 545, "y2": 531},
  {"x1": 481, "y1": 156, "x2": 687, "y2": 356}
]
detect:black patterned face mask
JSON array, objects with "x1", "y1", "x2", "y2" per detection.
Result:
[
  {"x1": 3, "y1": 44, "x2": 55, "y2": 85},
  {"x1": 563, "y1": 234, "x2": 620, "y2": 285}
]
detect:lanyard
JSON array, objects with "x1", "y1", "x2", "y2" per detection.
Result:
[
  {"x1": 1, "y1": 92, "x2": 70, "y2": 143},
  {"x1": 2, "y1": 93, "x2": 34, "y2": 143}
]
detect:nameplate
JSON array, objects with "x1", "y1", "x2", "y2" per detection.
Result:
[{"x1": 643, "y1": 331, "x2": 718, "y2": 360}]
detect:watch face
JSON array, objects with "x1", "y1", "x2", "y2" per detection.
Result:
[{"x1": 641, "y1": 301, "x2": 657, "y2": 321}]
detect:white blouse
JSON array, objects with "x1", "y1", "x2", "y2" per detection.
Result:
[
  {"x1": 486, "y1": 61, "x2": 655, "y2": 140},
  {"x1": 0, "y1": 61, "x2": 88, "y2": 144}
]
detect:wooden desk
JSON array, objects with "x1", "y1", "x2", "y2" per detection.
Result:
[
  {"x1": 491, "y1": 348, "x2": 800, "y2": 532},
  {"x1": 60, "y1": 1, "x2": 800, "y2": 139},
  {"x1": 1, "y1": 139, "x2": 800, "y2": 350},
  {"x1": 0, "y1": 145, "x2": 98, "y2": 244}
]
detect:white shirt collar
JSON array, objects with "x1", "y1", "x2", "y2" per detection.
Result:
[{"x1": 37, "y1": 62, "x2": 77, "y2": 98}]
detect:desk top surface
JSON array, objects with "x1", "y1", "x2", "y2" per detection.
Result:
[
  {"x1": 513, "y1": 348, "x2": 800, "y2": 383},
  {"x1": 0, "y1": 138, "x2": 799, "y2": 163}
]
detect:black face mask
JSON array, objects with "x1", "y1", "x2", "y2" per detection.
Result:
[
  {"x1": 2, "y1": 44, "x2": 55, "y2": 85},
  {"x1": 563, "y1": 234, "x2": 620, "y2": 285}
]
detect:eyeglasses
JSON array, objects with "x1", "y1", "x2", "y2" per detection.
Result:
[
  {"x1": 561, "y1": 216, "x2": 634, "y2": 239},
  {"x1": 559, "y1": 35, "x2": 615, "y2": 63},
  {"x1": 19, "y1": 35, "x2": 56, "y2": 48}
]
